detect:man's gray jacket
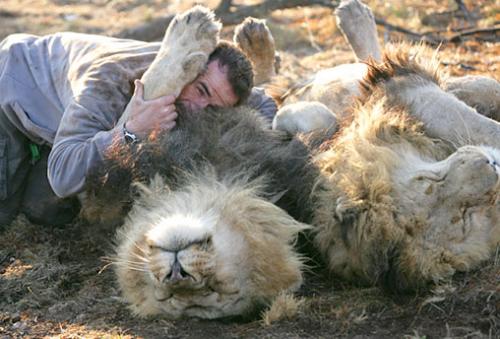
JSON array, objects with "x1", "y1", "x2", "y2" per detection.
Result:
[{"x1": 0, "y1": 32, "x2": 276, "y2": 197}]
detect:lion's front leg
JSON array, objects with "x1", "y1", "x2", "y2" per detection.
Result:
[
  {"x1": 142, "y1": 6, "x2": 221, "y2": 100},
  {"x1": 117, "y1": 6, "x2": 221, "y2": 125}
]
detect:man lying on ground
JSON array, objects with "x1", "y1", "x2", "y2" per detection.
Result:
[{"x1": 0, "y1": 9, "x2": 277, "y2": 227}]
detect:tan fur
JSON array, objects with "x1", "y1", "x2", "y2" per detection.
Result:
[
  {"x1": 273, "y1": 101, "x2": 337, "y2": 134},
  {"x1": 114, "y1": 173, "x2": 307, "y2": 319},
  {"x1": 110, "y1": 7, "x2": 500, "y2": 316},
  {"x1": 444, "y1": 75, "x2": 500, "y2": 121},
  {"x1": 312, "y1": 47, "x2": 500, "y2": 290},
  {"x1": 282, "y1": 63, "x2": 367, "y2": 118}
]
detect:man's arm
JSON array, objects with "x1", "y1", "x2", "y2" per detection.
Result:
[
  {"x1": 48, "y1": 81, "x2": 177, "y2": 198},
  {"x1": 48, "y1": 95, "x2": 124, "y2": 198}
]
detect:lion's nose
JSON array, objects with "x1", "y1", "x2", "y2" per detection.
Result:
[
  {"x1": 485, "y1": 158, "x2": 500, "y2": 178},
  {"x1": 164, "y1": 258, "x2": 189, "y2": 283}
]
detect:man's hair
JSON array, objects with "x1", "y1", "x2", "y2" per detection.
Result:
[{"x1": 208, "y1": 41, "x2": 254, "y2": 105}]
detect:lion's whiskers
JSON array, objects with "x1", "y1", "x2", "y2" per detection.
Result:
[
  {"x1": 452, "y1": 109, "x2": 474, "y2": 146},
  {"x1": 103, "y1": 256, "x2": 149, "y2": 267},
  {"x1": 130, "y1": 252, "x2": 150, "y2": 263},
  {"x1": 99, "y1": 256, "x2": 150, "y2": 274},
  {"x1": 110, "y1": 261, "x2": 149, "y2": 272},
  {"x1": 116, "y1": 230, "x2": 149, "y2": 254}
]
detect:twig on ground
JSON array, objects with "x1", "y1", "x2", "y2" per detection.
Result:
[
  {"x1": 304, "y1": 8, "x2": 323, "y2": 53},
  {"x1": 214, "y1": 0, "x2": 339, "y2": 25},
  {"x1": 376, "y1": 19, "x2": 499, "y2": 45},
  {"x1": 375, "y1": 17, "x2": 441, "y2": 45},
  {"x1": 448, "y1": 25, "x2": 500, "y2": 43}
]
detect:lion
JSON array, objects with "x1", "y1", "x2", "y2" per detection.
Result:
[
  {"x1": 101, "y1": 102, "x2": 322, "y2": 318},
  {"x1": 113, "y1": 172, "x2": 306, "y2": 319},
  {"x1": 91, "y1": 97, "x2": 322, "y2": 319},
  {"x1": 269, "y1": 0, "x2": 500, "y2": 290},
  {"x1": 311, "y1": 47, "x2": 500, "y2": 291}
]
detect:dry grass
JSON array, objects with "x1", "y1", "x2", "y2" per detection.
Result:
[
  {"x1": 0, "y1": 1, "x2": 499, "y2": 338},
  {"x1": 262, "y1": 292, "x2": 305, "y2": 326}
]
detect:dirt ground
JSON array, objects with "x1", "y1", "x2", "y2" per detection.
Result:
[{"x1": 0, "y1": 0, "x2": 499, "y2": 338}]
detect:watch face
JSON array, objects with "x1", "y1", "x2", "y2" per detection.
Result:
[
  {"x1": 123, "y1": 124, "x2": 138, "y2": 144},
  {"x1": 125, "y1": 133, "x2": 136, "y2": 144}
]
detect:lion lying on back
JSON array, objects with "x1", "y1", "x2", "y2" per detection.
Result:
[
  {"x1": 115, "y1": 172, "x2": 306, "y2": 319},
  {"x1": 85, "y1": 6, "x2": 500, "y2": 319},
  {"x1": 312, "y1": 49, "x2": 500, "y2": 290}
]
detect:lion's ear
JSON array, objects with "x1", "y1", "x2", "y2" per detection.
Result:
[{"x1": 334, "y1": 196, "x2": 365, "y2": 247}]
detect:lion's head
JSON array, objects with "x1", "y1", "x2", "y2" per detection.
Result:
[
  {"x1": 113, "y1": 172, "x2": 306, "y2": 319},
  {"x1": 390, "y1": 144, "x2": 500, "y2": 275}
]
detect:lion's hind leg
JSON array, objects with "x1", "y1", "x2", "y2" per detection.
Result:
[{"x1": 234, "y1": 17, "x2": 278, "y2": 86}]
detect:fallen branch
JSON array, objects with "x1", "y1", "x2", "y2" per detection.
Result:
[
  {"x1": 215, "y1": 0, "x2": 339, "y2": 25},
  {"x1": 375, "y1": 17, "x2": 441, "y2": 45},
  {"x1": 448, "y1": 25, "x2": 500, "y2": 43},
  {"x1": 376, "y1": 18, "x2": 499, "y2": 45}
]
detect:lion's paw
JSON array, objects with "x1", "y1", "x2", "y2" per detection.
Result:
[
  {"x1": 166, "y1": 5, "x2": 221, "y2": 55},
  {"x1": 234, "y1": 17, "x2": 274, "y2": 55},
  {"x1": 234, "y1": 17, "x2": 277, "y2": 84},
  {"x1": 181, "y1": 53, "x2": 208, "y2": 76}
]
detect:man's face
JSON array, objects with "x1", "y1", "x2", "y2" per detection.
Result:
[{"x1": 177, "y1": 60, "x2": 239, "y2": 112}]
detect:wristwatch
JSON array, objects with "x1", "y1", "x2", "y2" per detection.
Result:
[{"x1": 123, "y1": 122, "x2": 139, "y2": 144}]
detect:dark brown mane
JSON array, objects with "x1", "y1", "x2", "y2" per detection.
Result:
[{"x1": 84, "y1": 105, "x2": 322, "y2": 225}]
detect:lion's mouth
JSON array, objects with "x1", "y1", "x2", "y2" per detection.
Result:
[{"x1": 165, "y1": 260, "x2": 194, "y2": 284}]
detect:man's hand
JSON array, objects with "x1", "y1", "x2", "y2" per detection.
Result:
[{"x1": 125, "y1": 80, "x2": 178, "y2": 138}]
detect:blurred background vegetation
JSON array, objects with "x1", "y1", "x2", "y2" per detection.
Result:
[{"x1": 0, "y1": 0, "x2": 498, "y2": 77}]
